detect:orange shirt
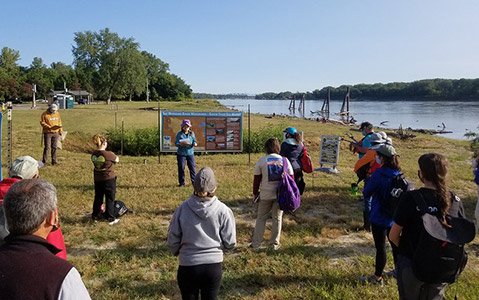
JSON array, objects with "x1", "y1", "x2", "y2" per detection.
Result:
[{"x1": 40, "y1": 110, "x2": 62, "y2": 134}]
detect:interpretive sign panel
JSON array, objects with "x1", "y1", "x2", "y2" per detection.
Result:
[
  {"x1": 319, "y1": 135, "x2": 340, "y2": 166},
  {"x1": 160, "y1": 111, "x2": 243, "y2": 152}
]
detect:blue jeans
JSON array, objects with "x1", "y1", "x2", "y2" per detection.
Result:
[{"x1": 177, "y1": 155, "x2": 196, "y2": 186}]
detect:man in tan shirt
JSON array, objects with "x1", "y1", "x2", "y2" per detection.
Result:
[{"x1": 40, "y1": 104, "x2": 63, "y2": 165}]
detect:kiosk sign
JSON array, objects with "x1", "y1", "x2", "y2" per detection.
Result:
[
  {"x1": 160, "y1": 111, "x2": 243, "y2": 152},
  {"x1": 319, "y1": 135, "x2": 340, "y2": 166}
]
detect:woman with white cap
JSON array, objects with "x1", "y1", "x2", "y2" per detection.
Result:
[
  {"x1": 40, "y1": 103, "x2": 62, "y2": 165},
  {"x1": 175, "y1": 119, "x2": 197, "y2": 187},
  {"x1": 167, "y1": 167, "x2": 236, "y2": 300},
  {"x1": 280, "y1": 127, "x2": 305, "y2": 195}
]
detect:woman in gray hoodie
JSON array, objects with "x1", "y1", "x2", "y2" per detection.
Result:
[{"x1": 167, "y1": 167, "x2": 236, "y2": 300}]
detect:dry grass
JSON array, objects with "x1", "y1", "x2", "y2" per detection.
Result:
[{"x1": 5, "y1": 100, "x2": 479, "y2": 299}]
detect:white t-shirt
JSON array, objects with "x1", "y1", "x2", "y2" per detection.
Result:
[{"x1": 254, "y1": 154, "x2": 294, "y2": 200}]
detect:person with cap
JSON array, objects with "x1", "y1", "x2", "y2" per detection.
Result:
[
  {"x1": 167, "y1": 167, "x2": 236, "y2": 300},
  {"x1": 352, "y1": 122, "x2": 374, "y2": 159},
  {"x1": 91, "y1": 134, "x2": 120, "y2": 225},
  {"x1": 280, "y1": 126, "x2": 306, "y2": 195},
  {"x1": 389, "y1": 153, "x2": 467, "y2": 299},
  {"x1": 354, "y1": 132, "x2": 390, "y2": 231},
  {"x1": 360, "y1": 144, "x2": 402, "y2": 285},
  {"x1": 0, "y1": 179, "x2": 91, "y2": 299},
  {"x1": 251, "y1": 138, "x2": 294, "y2": 250},
  {"x1": 40, "y1": 103, "x2": 63, "y2": 166},
  {"x1": 175, "y1": 119, "x2": 197, "y2": 187},
  {"x1": 0, "y1": 156, "x2": 67, "y2": 259}
]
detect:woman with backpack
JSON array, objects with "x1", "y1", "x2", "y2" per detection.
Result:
[
  {"x1": 91, "y1": 134, "x2": 120, "y2": 225},
  {"x1": 251, "y1": 138, "x2": 294, "y2": 250},
  {"x1": 359, "y1": 144, "x2": 401, "y2": 285},
  {"x1": 389, "y1": 153, "x2": 468, "y2": 300},
  {"x1": 280, "y1": 127, "x2": 305, "y2": 195},
  {"x1": 167, "y1": 167, "x2": 236, "y2": 300}
]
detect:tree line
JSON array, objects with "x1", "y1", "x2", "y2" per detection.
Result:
[
  {"x1": 255, "y1": 78, "x2": 479, "y2": 100},
  {"x1": 0, "y1": 28, "x2": 192, "y2": 103},
  {"x1": 193, "y1": 93, "x2": 254, "y2": 99}
]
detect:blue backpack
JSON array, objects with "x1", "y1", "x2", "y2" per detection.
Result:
[{"x1": 277, "y1": 157, "x2": 301, "y2": 212}]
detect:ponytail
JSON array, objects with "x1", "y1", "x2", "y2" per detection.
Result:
[{"x1": 418, "y1": 153, "x2": 450, "y2": 227}]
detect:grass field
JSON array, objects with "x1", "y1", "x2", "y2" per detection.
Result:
[{"x1": 6, "y1": 100, "x2": 479, "y2": 299}]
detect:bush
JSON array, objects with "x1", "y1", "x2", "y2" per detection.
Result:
[
  {"x1": 106, "y1": 127, "x2": 159, "y2": 156},
  {"x1": 243, "y1": 123, "x2": 285, "y2": 153},
  {"x1": 105, "y1": 122, "x2": 285, "y2": 156},
  {"x1": 465, "y1": 126, "x2": 479, "y2": 151}
]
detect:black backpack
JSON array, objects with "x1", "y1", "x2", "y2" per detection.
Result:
[
  {"x1": 381, "y1": 172, "x2": 414, "y2": 217},
  {"x1": 410, "y1": 191, "x2": 476, "y2": 284},
  {"x1": 113, "y1": 200, "x2": 132, "y2": 218}
]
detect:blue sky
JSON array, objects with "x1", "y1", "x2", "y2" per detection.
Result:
[{"x1": 1, "y1": 0, "x2": 479, "y2": 94}]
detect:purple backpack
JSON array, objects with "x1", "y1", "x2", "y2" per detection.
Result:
[{"x1": 277, "y1": 157, "x2": 301, "y2": 212}]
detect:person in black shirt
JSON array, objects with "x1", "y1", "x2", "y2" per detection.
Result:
[{"x1": 389, "y1": 153, "x2": 465, "y2": 300}]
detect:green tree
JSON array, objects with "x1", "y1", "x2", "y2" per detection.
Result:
[
  {"x1": 0, "y1": 47, "x2": 22, "y2": 99},
  {"x1": 26, "y1": 57, "x2": 54, "y2": 98}
]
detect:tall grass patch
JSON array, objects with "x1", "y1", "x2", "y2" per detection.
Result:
[{"x1": 106, "y1": 127, "x2": 159, "y2": 156}]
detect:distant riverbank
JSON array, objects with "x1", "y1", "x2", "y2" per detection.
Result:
[{"x1": 218, "y1": 98, "x2": 479, "y2": 140}]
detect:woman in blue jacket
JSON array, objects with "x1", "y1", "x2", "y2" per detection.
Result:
[
  {"x1": 175, "y1": 119, "x2": 197, "y2": 187},
  {"x1": 360, "y1": 144, "x2": 401, "y2": 285}
]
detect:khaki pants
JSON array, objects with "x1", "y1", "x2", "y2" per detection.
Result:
[
  {"x1": 43, "y1": 132, "x2": 59, "y2": 165},
  {"x1": 251, "y1": 197, "x2": 283, "y2": 248}
]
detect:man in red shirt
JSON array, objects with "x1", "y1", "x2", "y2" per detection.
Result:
[{"x1": 0, "y1": 156, "x2": 67, "y2": 259}]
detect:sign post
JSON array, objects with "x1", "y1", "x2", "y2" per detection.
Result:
[{"x1": 318, "y1": 135, "x2": 341, "y2": 173}]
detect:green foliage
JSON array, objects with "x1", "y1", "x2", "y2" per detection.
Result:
[
  {"x1": 106, "y1": 127, "x2": 159, "y2": 156},
  {"x1": 256, "y1": 78, "x2": 479, "y2": 100},
  {"x1": 243, "y1": 123, "x2": 285, "y2": 153},
  {"x1": 465, "y1": 126, "x2": 479, "y2": 150}
]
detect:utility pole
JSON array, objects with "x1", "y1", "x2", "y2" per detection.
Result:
[{"x1": 31, "y1": 84, "x2": 37, "y2": 108}]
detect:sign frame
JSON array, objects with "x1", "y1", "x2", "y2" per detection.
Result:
[
  {"x1": 160, "y1": 111, "x2": 244, "y2": 153},
  {"x1": 319, "y1": 135, "x2": 340, "y2": 167}
]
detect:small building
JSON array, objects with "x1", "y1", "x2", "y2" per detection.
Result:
[{"x1": 48, "y1": 90, "x2": 93, "y2": 104}]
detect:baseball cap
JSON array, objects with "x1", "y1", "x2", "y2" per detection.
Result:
[
  {"x1": 50, "y1": 104, "x2": 58, "y2": 111},
  {"x1": 181, "y1": 119, "x2": 192, "y2": 128},
  {"x1": 283, "y1": 127, "x2": 297, "y2": 135},
  {"x1": 193, "y1": 167, "x2": 216, "y2": 194},
  {"x1": 9, "y1": 156, "x2": 44, "y2": 179}
]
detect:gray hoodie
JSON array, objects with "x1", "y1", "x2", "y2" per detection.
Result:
[{"x1": 167, "y1": 195, "x2": 236, "y2": 266}]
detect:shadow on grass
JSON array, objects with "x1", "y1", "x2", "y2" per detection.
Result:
[{"x1": 221, "y1": 268, "x2": 362, "y2": 299}]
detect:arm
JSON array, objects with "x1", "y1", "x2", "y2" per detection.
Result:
[
  {"x1": 253, "y1": 175, "x2": 262, "y2": 196},
  {"x1": 388, "y1": 222, "x2": 403, "y2": 247},
  {"x1": 191, "y1": 132, "x2": 197, "y2": 147},
  {"x1": 220, "y1": 208, "x2": 236, "y2": 251},
  {"x1": 354, "y1": 151, "x2": 374, "y2": 173},
  {"x1": 40, "y1": 113, "x2": 52, "y2": 130},
  {"x1": 57, "y1": 268, "x2": 91, "y2": 300},
  {"x1": 166, "y1": 207, "x2": 182, "y2": 256},
  {"x1": 362, "y1": 172, "x2": 380, "y2": 199},
  {"x1": 174, "y1": 132, "x2": 181, "y2": 147}
]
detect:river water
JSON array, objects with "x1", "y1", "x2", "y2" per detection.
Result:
[{"x1": 218, "y1": 99, "x2": 479, "y2": 140}]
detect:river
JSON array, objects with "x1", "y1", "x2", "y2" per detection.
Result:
[{"x1": 217, "y1": 99, "x2": 479, "y2": 140}]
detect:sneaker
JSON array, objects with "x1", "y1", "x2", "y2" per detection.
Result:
[
  {"x1": 248, "y1": 243, "x2": 260, "y2": 249},
  {"x1": 385, "y1": 269, "x2": 396, "y2": 278},
  {"x1": 178, "y1": 184, "x2": 185, "y2": 187},
  {"x1": 359, "y1": 275, "x2": 383, "y2": 286},
  {"x1": 271, "y1": 244, "x2": 281, "y2": 251},
  {"x1": 108, "y1": 218, "x2": 120, "y2": 226}
]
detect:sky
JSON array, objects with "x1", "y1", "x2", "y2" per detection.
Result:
[{"x1": 1, "y1": 0, "x2": 479, "y2": 94}]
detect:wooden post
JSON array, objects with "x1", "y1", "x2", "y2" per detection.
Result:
[
  {"x1": 7, "y1": 102, "x2": 13, "y2": 167},
  {"x1": 121, "y1": 120, "x2": 124, "y2": 156},
  {"x1": 158, "y1": 102, "x2": 161, "y2": 164},
  {"x1": 248, "y1": 104, "x2": 251, "y2": 164},
  {"x1": 114, "y1": 111, "x2": 117, "y2": 129}
]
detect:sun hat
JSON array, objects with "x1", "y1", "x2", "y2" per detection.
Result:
[
  {"x1": 283, "y1": 127, "x2": 297, "y2": 135},
  {"x1": 374, "y1": 144, "x2": 397, "y2": 157},
  {"x1": 9, "y1": 156, "x2": 44, "y2": 179},
  {"x1": 369, "y1": 132, "x2": 388, "y2": 145},
  {"x1": 181, "y1": 119, "x2": 192, "y2": 128},
  {"x1": 193, "y1": 167, "x2": 216, "y2": 195},
  {"x1": 50, "y1": 103, "x2": 58, "y2": 111}
]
